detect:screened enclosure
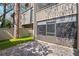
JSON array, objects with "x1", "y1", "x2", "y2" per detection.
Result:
[{"x1": 37, "y1": 15, "x2": 77, "y2": 48}]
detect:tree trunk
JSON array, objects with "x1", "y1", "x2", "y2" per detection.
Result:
[
  {"x1": 14, "y1": 3, "x2": 20, "y2": 38},
  {"x1": 1, "y1": 3, "x2": 6, "y2": 27}
]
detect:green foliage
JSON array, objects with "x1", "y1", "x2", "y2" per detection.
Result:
[
  {"x1": 20, "y1": 4, "x2": 28, "y2": 13},
  {"x1": 0, "y1": 37, "x2": 33, "y2": 50},
  {"x1": 4, "y1": 19, "x2": 11, "y2": 28}
]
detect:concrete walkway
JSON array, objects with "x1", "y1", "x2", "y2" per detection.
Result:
[
  {"x1": 0, "y1": 40, "x2": 79, "y2": 56},
  {"x1": 37, "y1": 40, "x2": 77, "y2": 56}
]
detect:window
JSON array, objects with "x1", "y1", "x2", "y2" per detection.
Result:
[
  {"x1": 37, "y1": 25, "x2": 46, "y2": 35},
  {"x1": 47, "y1": 21, "x2": 56, "y2": 36},
  {"x1": 56, "y1": 16, "x2": 77, "y2": 39}
]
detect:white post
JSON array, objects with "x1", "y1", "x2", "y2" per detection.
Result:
[
  {"x1": 33, "y1": 3, "x2": 37, "y2": 40},
  {"x1": 77, "y1": 3, "x2": 79, "y2": 49}
]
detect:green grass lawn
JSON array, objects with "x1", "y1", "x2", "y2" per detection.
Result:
[{"x1": 0, "y1": 37, "x2": 33, "y2": 50}]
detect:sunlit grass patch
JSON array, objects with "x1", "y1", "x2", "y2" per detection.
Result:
[{"x1": 0, "y1": 37, "x2": 33, "y2": 50}]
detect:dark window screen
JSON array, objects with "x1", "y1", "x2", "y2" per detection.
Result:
[
  {"x1": 56, "y1": 22, "x2": 77, "y2": 39},
  {"x1": 47, "y1": 24, "x2": 55, "y2": 33},
  {"x1": 47, "y1": 22, "x2": 56, "y2": 36},
  {"x1": 37, "y1": 25, "x2": 46, "y2": 35}
]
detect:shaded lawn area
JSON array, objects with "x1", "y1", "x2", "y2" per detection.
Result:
[{"x1": 0, "y1": 37, "x2": 33, "y2": 50}]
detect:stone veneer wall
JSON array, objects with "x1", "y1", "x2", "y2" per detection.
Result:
[{"x1": 36, "y1": 3, "x2": 77, "y2": 21}]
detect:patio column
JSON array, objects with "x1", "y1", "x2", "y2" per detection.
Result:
[
  {"x1": 77, "y1": 3, "x2": 79, "y2": 49},
  {"x1": 33, "y1": 3, "x2": 37, "y2": 39}
]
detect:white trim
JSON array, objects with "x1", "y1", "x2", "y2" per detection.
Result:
[
  {"x1": 37, "y1": 21, "x2": 46, "y2": 25},
  {"x1": 56, "y1": 16, "x2": 76, "y2": 23},
  {"x1": 37, "y1": 15, "x2": 76, "y2": 25}
]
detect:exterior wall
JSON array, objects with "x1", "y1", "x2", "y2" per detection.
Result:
[
  {"x1": 36, "y1": 3, "x2": 77, "y2": 21},
  {"x1": 21, "y1": 9, "x2": 32, "y2": 25},
  {"x1": 36, "y1": 3, "x2": 77, "y2": 48}
]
